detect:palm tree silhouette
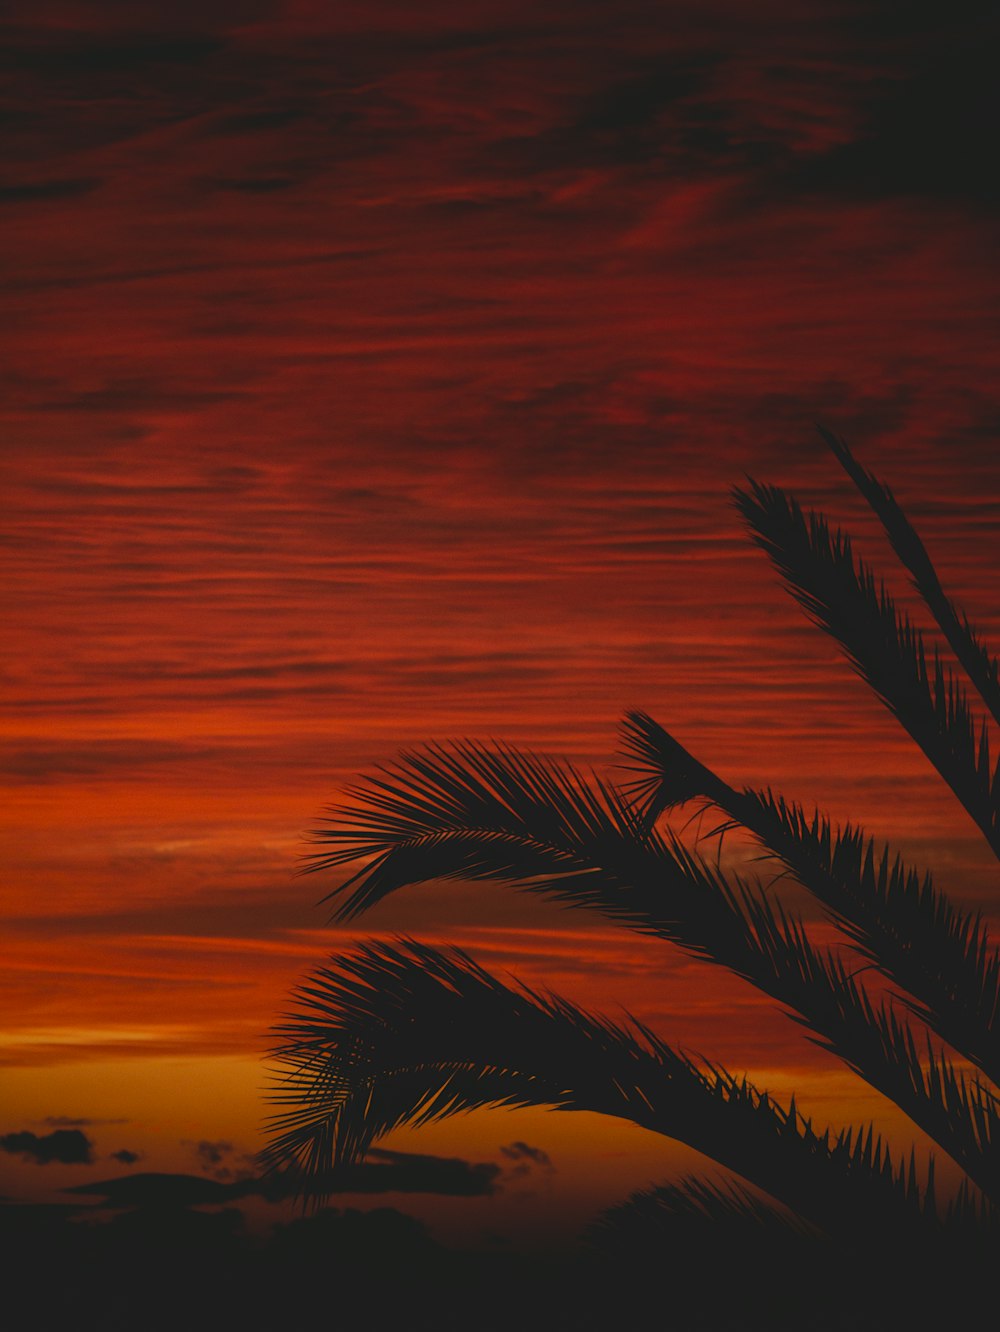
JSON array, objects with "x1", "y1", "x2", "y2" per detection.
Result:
[{"x1": 261, "y1": 431, "x2": 999, "y2": 1260}]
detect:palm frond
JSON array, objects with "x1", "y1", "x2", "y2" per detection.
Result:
[
  {"x1": 305, "y1": 740, "x2": 652, "y2": 920},
  {"x1": 304, "y1": 742, "x2": 1000, "y2": 1199},
  {"x1": 272, "y1": 435, "x2": 1000, "y2": 1265},
  {"x1": 733, "y1": 480, "x2": 1000, "y2": 861},
  {"x1": 820, "y1": 426, "x2": 1000, "y2": 728},
  {"x1": 735, "y1": 882, "x2": 999, "y2": 1201},
  {"x1": 621, "y1": 709, "x2": 1000, "y2": 1086},
  {"x1": 261, "y1": 939, "x2": 937, "y2": 1238},
  {"x1": 587, "y1": 1174, "x2": 817, "y2": 1252}
]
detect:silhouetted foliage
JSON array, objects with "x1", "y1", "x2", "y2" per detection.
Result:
[{"x1": 264, "y1": 433, "x2": 1000, "y2": 1324}]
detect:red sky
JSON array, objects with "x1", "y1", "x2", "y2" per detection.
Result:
[{"x1": 2, "y1": 0, "x2": 999, "y2": 1246}]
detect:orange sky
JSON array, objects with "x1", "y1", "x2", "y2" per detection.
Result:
[{"x1": 2, "y1": 0, "x2": 999, "y2": 1246}]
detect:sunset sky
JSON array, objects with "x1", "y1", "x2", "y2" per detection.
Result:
[{"x1": 3, "y1": 0, "x2": 1000, "y2": 1252}]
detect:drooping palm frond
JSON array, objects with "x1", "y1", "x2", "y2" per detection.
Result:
[
  {"x1": 586, "y1": 1174, "x2": 818, "y2": 1253},
  {"x1": 621, "y1": 709, "x2": 1000, "y2": 1086},
  {"x1": 733, "y1": 480, "x2": 1000, "y2": 861},
  {"x1": 268, "y1": 435, "x2": 1000, "y2": 1269},
  {"x1": 820, "y1": 427, "x2": 1000, "y2": 729},
  {"x1": 305, "y1": 740, "x2": 652, "y2": 919},
  {"x1": 735, "y1": 889, "x2": 999, "y2": 1203},
  {"x1": 262, "y1": 939, "x2": 938, "y2": 1238},
  {"x1": 303, "y1": 743, "x2": 1000, "y2": 1200}
]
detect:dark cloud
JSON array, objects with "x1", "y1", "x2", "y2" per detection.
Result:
[
  {"x1": 24, "y1": 381, "x2": 244, "y2": 416},
  {"x1": 562, "y1": 59, "x2": 719, "y2": 168},
  {"x1": 788, "y1": 29, "x2": 1000, "y2": 205},
  {"x1": 499, "y1": 1141, "x2": 553, "y2": 1169},
  {"x1": 0, "y1": 739, "x2": 223, "y2": 781},
  {"x1": 0, "y1": 178, "x2": 101, "y2": 204},
  {"x1": 205, "y1": 175, "x2": 299, "y2": 193},
  {"x1": 42, "y1": 1115, "x2": 130, "y2": 1127},
  {"x1": 70, "y1": 1173, "x2": 232, "y2": 1207},
  {"x1": 204, "y1": 107, "x2": 306, "y2": 136},
  {"x1": 484, "y1": 62, "x2": 713, "y2": 178},
  {"x1": 499, "y1": 1141, "x2": 555, "y2": 1181},
  {"x1": 846, "y1": 0, "x2": 997, "y2": 41},
  {"x1": 111, "y1": 1149, "x2": 141, "y2": 1165},
  {"x1": 186, "y1": 1139, "x2": 256, "y2": 1182},
  {"x1": 481, "y1": 7, "x2": 1000, "y2": 208},
  {"x1": 0, "y1": 31, "x2": 224, "y2": 76},
  {"x1": 355, "y1": 1148, "x2": 501, "y2": 1196},
  {"x1": 71, "y1": 1151, "x2": 501, "y2": 1208},
  {"x1": 192, "y1": 1139, "x2": 233, "y2": 1168},
  {"x1": 1, "y1": 1129, "x2": 95, "y2": 1166}
]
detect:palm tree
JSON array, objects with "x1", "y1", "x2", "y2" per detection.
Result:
[{"x1": 261, "y1": 432, "x2": 1000, "y2": 1266}]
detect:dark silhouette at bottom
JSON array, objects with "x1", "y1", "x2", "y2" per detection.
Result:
[{"x1": 3, "y1": 1194, "x2": 990, "y2": 1331}]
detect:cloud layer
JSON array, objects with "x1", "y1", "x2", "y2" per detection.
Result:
[{"x1": 2, "y1": 0, "x2": 999, "y2": 1217}]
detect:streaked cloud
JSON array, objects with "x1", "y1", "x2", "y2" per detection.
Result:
[{"x1": 1, "y1": 0, "x2": 998, "y2": 1222}]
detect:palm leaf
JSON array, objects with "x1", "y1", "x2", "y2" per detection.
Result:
[
  {"x1": 261, "y1": 939, "x2": 937, "y2": 1238},
  {"x1": 733, "y1": 480, "x2": 1000, "y2": 860},
  {"x1": 587, "y1": 1174, "x2": 818, "y2": 1251},
  {"x1": 621, "y1": 709, "x2": 1000, "y2": 1086},
  {"x1": 820, "y1": 427, "x2": 1000, "y2": 728},
  {"x1": 306, "y1": 740, "x2": 652, "y2": 920},
  {"x1": 304, "y1": 742, "x2": 1000, "y2": 1200}
]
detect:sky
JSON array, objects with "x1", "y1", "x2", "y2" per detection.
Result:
[{"x1": 3, "y1": 0, "x2": 1000, "y2": 1254}]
